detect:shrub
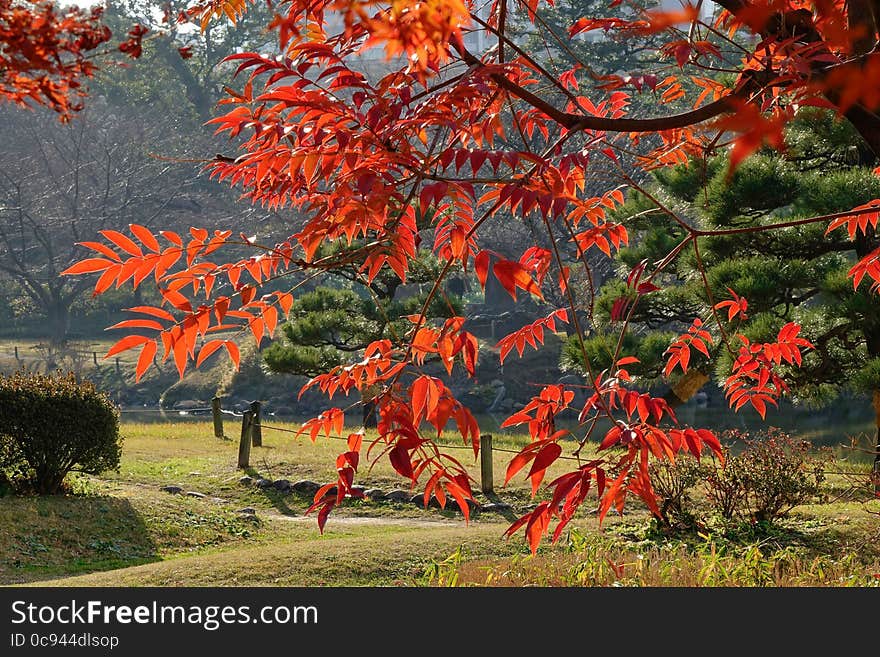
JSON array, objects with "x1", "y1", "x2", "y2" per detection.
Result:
[
  {"x1": 703, "y1": 429, "x2": 826, "y2": 524},
  {"x1": 736, "y1": 430, "x2": 827, "y2": 523},
  {"x1": 648, "y1": 455, "x2": 707, "y2": 528},
  {"x1": 703, "y1": 447, "x2": 748, "y2": 522},
  {"x1": 0, "y1": 371, "x2": 121, "y2": 494}
]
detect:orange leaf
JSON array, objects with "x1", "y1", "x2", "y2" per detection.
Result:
[
  {"x1": 277, "y1": 292, "x2": 294, "y2": 316},
  {"x1": 78, "y1": 241, "x2": 122, "y2": 262},
  {"x1": 129, "y1": 223, "x2": 160, "y2": 253},
  {"x1": 106, "y1": 335, "x2": 151, "y2": 358},
  {"x1": 126, "y1": 305, "x2": 175, "y2": 321},
  {"x1": 135, "y1": 340, "x2": 157, "y2": 382},
  {"x1": 107, "y1": 319, "x2": 165, "y2": 331},
  {"x1": 100, "y1": 229, "x2": 143, "y2": 257},
  {"x1": 196, "y1": 339, "x2": 225, "y2": 366},
  {"x1": 492, "y1": 259, "x2": 544, "y2": 301},
  {"x1": 61, "y1": 258, "x2": 115, "y2": 275},
  {"x1": 223, "y1": 340, "x2": 240, "y2": 369}
]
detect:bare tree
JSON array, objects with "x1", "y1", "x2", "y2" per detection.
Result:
[{"x1": 0, "y1": 105, "x2": 199, "y2": 345}]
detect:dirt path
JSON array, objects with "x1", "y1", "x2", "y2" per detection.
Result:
[{"x1": 103, "y1": 478, "x2": 491, "y2": 529}]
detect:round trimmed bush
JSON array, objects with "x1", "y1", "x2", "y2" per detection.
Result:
[{"x1": 0, "y1": 371, "x2": 121, "y2": 494}]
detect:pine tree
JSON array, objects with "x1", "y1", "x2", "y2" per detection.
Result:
[
  {"x1": 565, "y1": 110, "x2": 880, "y2": 475},
  {"x1": 263, "y1": 245, "x2": 462, "y2": 426}
]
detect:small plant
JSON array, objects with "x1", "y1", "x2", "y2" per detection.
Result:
[
  {"x1": 703, "y1": 429, "x2": 827, "y2": 524},
  {"x1": 0, "y1": 371, "x2": 122, "y2": 494},
  {"x1": 737, "y1": 430, "x2": 827, "y2": 523},
  {"x1": 648, "y1": 454, "x2": 707, "y2": 528},
  {"x1": 703, "y1": 447, "x2": 748, "y2": 522},
  {"x1": 419, "y1": 545, "x2": 465, "y2": 587}
]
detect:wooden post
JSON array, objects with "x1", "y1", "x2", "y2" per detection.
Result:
[
  {"x1": 238, "y1": 410, "x2": 253, "y2": 469},
  {"x1": 13, "y1": 345, "x2": 18, "y2": 361},
  {"x1": 212, "y1": 397, "x2": 224, "y2": 439},
  {"x1": 250, "y1": 400, "x2": 262, "y2": 447},
  {"x1": 480, "y1": 434, "x2": 494, "y2": 494},
  {"x1": 92, "y1": 351, "x2": 98, "y2": 366},
  {"x1": 873, "y1": 391, "x2": 880, "y2": 496},
  {"x1": 115, "y1": 357, "x2": 121, "y2": 374}
]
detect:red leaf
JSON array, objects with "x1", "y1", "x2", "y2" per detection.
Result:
[
  {"x1": 505, "y1": 445, "x2": 538, "y2": 485},
  {"x1": 389, "y1": 443, "x2": 414, "y2": 479},
  {"x1": 527, "y1": 442, "x2": 562, "y2": 494},
  {"x1": 492, "y1": 259, "x2": 544, "y2": 300},
  {"x1": 474, "y1": 250, "x2": 490, "y2": 289}
]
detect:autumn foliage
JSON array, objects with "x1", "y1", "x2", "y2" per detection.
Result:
[
  {"x1": 0, "y1": 0, "x2": 111, "y2": 118},
  {"x1": 37, "y1": 0, "x2": 880, "y2": 550}
]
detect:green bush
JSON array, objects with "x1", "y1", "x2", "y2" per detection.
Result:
[{"x1": 0, "y1": 371, "x2": 122, "y2": 494}]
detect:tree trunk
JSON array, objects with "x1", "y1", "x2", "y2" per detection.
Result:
[
  {"x1": 662, "y1": 370, "x2": 710, "y2": 410},
  {"x1": 873, "y1": 390, "x2": 880, "y2": 495},
  {"x1": 362, "y1": 398, "x2": 377, "y2": 428},
  {"x1": 361, "y1": 385, "x2": 379, "y2": 429},
  {"x1": 157, "y1": 38, "x2": 215, "y2": 122},
  {"x1": 46, "y1": 301, "x2": 69, "y2": 347}
]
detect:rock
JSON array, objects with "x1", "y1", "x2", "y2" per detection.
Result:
[
  {"x1": 351, "y1": 485, "x2": 366, "y2": 495},
  {"x1": 237, "y1": 507, "x2": 257, "y2": 515},
  {"x1": 238, "y1": 513, "x2": 260, "y2": 523},
  {"x1": 173, "y1": 399, "x2": 206, "y2": 410},
  {"x1": 487, "y1": 384, "x2": 507, "y2": 413},
  {"x1": 273, "y1": 479, "x2": 292, "y2": 492},
  {"x1": 185, "y1": 491, "x2": 206, "y2": 499},
  {"x1": 410, "y1": 493, "x2": 424, "y2": 505},
  {"x1": 480, "y1": 502, "x2": 513, "y2": 513},
  {"x1": 254, "y1": 478, "x2": 274, "y2": 489},
  {"x1": 363, "y1": 488, "x2": 386, "y2": 501},
  {"x1": 238, "y1": 476, "x2": 253, "y2": 486},
  {"x1": 188, "y1": 471, "x2": 202, "y2": 476},
  {"x1": 160, "y1": 485, "x2": 183, "y2": 494},
  {"x1": 291, "y1": 480, "x2": 320, "y2": 495},
  {"x1": 385, "y1": 489, "x2": 412, "y2": 503},
  {"x1": 441, "y1": 498, "x2": 477, "y2": 513}
]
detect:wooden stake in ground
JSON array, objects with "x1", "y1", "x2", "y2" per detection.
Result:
[
  {"x1": 873, "y1": 390, "x2": 880, "y2": 495},
  {"x1": 250, "y1": 400, "x2": 262, "y2": 447},
  {"x1": 238, "y1": 410, "x2": 253, "y2": 469},
  {"x1": 480, "y1": 434, "x2": 494, "y2": 494},
  {"x1": 212, "y1": 397, "x2": 223, "y2": 439}
]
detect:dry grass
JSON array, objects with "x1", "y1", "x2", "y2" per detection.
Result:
[{"x1": 448, "y1": 527, "x2": 880, "y2": 587}]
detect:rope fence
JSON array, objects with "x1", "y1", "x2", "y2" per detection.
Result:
[
  {"x1": 220, "y1": 401, "x2": 872, "y2": 495},
  {"x1": 119, "y1": 406, "x2": 213, "y2": 414},
  {"x1": 125, "y1": 397, "x2": 874, "y2": 493}
]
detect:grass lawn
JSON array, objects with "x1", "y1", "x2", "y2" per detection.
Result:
[
  {"x1": 1, "y1": 421, "x2": 878, "y2": 587},
  {"x1": 0, "y1": 421, "x2": 558, "y2": 586}
]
